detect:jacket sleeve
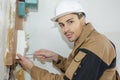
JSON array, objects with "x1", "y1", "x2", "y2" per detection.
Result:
[
  {"x1": 30, "y1": 66, "x2": 64, "y2": 80},
  {"x1": 53, "y1": 55, "x2": 67, "y2": 73}
]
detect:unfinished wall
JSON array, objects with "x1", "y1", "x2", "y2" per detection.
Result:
[
  {"x1": 0, "y1": 0, "x2": 8, "y2": 79},
  {"x1": 0, "y1": 0, "x2": 16, "y2": 79}
]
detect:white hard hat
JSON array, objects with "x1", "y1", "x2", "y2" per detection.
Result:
[{"x1": 51, "y1": 0, "x2": 86, "y2": 22}]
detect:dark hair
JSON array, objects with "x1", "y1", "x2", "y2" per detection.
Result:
[
  {"x1": 56, "y1": 12, "x2": 85, "y2": 22},
  {"x1": 73, "y1": 12, "x2": 86, "y2": 19}
]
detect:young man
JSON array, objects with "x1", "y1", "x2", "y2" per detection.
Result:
[{"x1": 17, "y1": 0, "x2": 117, "y2": 80}]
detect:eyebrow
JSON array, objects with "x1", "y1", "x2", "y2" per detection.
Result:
[
  {"x1": 66, "y1": 18, "x2": 74, "y2": 22},
  {"x1": 58, "y1": 18, "x2": 74, "y2": 25}
]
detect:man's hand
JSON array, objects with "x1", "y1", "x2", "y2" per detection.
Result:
[
  {"x1": 34, "y1": 49, "x2": 59, "y2": 63},
  {"x1": 17, "y1": 54, "x2": 34, "y2": 71}
]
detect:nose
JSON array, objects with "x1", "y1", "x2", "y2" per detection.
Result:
[{"x1": 63, "y1": 26, "x2": 69, "y2": 33}]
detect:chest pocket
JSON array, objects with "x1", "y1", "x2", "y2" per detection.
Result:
[{"x1": 65, "y1": 51, "x2": 86, "y2": 80}]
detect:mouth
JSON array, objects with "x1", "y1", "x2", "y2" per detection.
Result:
[{"x1": 65, "y1": 33, "x2": 73, "y2": 39}]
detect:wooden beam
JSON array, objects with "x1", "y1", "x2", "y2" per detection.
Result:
[{"x1": 15, "y1": 0, "x2": 24, "y2": 30}]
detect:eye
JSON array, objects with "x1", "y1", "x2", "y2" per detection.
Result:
[
  {"x1": 68, "y1": 20, "x2": 74, "y2": 25},
  {"x1": 58, "y1": 23, "x2": 64, "y2": 28}
]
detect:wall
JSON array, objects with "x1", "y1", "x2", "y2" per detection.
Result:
[
  {"x1": 105, "y1": 32, "x2": 120, "y2": 73},
  {"x1": 24, "y1": 0, "x2": 120, "y2": 79},
  {"x1": 0, "y1": 0, "x2": 8, "y2": 79},
  {"x1": 0, "y1": 0, "x2": 17, "y2": 79}
]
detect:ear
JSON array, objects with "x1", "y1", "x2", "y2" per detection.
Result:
[{"x1": 80, "y1": 16, "x2": 85, "y2": 25}]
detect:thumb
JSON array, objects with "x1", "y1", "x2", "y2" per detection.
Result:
[{"x1": 17, "y1": 54, "x2": 24, "y2": 60}]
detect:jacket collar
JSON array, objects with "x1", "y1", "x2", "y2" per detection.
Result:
[{"x1": 74, "y1": 23, "x2": 95, "y2": 48}]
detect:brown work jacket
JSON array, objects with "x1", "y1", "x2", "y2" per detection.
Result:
[{"x1": 30, "y1": 23, "x2": 117, "y2": 80}]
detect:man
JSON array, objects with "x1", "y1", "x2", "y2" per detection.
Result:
[{"x1": 17, "y1": 0, "x2": 117, "y2": 80}]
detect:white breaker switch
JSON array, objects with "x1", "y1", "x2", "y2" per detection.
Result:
[{"x1": 16, "y1": 30, "x2": 27, "y2": 59}]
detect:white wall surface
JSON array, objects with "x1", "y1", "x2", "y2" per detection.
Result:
[
  {"x1": 0, "y1": 0, "x2": 8, "y2": 79},
  {"x1": 24, "y1": 0, "x2": 120, "y2": 79}
]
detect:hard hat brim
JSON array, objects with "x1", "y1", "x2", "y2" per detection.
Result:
[{"x1": 51, "y1": 11, "x2": 80, "y2": 22}]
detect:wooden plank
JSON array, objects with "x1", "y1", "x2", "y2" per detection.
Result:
[
  {"x1": 15, "y1": 0, "x2": 24, "y2": 30},
  {"x1": 15, "y1": 69, "x2": 25, "y2": 80},
  {"x1": 13, "y1": 0, "x2": 24, "y2": 65},
  {"x1": 4, "y1": 28, "x2": 14, "y2": 65}
]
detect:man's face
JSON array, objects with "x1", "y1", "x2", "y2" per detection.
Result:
[{"x1": 57, "y1": 13, "x2": 84, "y2": 42}]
